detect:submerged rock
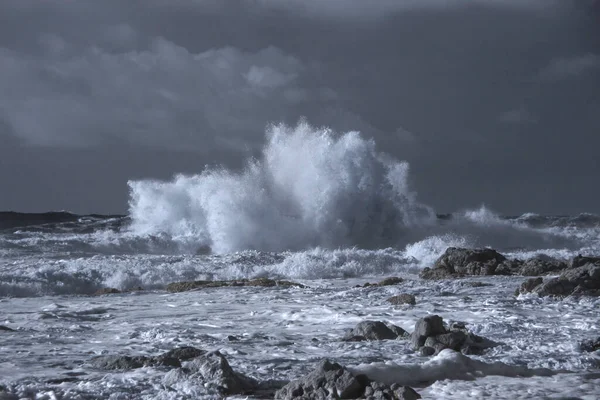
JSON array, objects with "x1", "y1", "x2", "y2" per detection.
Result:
[
  {"x1": 94, "y1": 287, "x2": 122, "y2": 295},
  {"x1": 360, "y1": 277, "x2": 404, "y2": 288},
  {"x1": 516, "y1": 264, "x2": 600, "y2": 297},
  {"x1": 343, "y1": 321, "x2": 408, "y2": 342},
  {"x1": 0, "y1": 326, "x2": 15, "y2": 332},
  {"x1": 411, "y1": 315, "x2": 496, "y2": 356},
  {"x1": 274, "y1": 360, "x2": 420, "y2": 400},
  {"x1": 387, "y1": 294, "x2": 416, "y2": 306},
  {"x1": 166, "y1": 278, "x2": 305, "y2": 293}
]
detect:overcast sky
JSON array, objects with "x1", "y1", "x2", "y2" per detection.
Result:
[{"x1": 1, "y1": 0, "x2": 599, "y2": 215}]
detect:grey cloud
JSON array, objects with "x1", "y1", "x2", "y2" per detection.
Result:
[
  {"x1": 0, "y1": 37, "x2": 375, "y2": 150},
  {"x1": 539, "y1": 53, "x2": 600, "y2": 80}
]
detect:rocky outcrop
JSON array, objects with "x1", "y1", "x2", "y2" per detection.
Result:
[
  {"x1": 420, "y1": 247, "x2": 576, "y2": 279},
  {"x1": 411, "y1": 316, "x2": 496, "y2": 356},
  {"x1": 387, "y1": 294, "x2": 416, "y2": 306},
  {"x1": 274, "y1": 360, "x2": 420, "y2": 400},
  {"x1": 343, "y1": 321, "x2": 409, "y2": 342},
  {"x1": 518, "y1": 258, "x2": 568, "y2": 276},
  {"x1": 516, "y1": 264, "x2": 600, "y2": 297},
  {"x1": 90, "y1": 346, "x2": 205, "y2": 370},
  {"x1": 571, "y1": 255, "x2": 600, "y2": 269},
  {"x1": 420, "y1": 248, "x2": 509, "y2": 279},
  {"x1": 166, "y1": 278, "x2": 305, "y2": 293}
]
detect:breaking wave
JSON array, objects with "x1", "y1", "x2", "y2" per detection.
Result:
[{"x1": 128, "y1": 122, "x2": 436, "y2": 254}]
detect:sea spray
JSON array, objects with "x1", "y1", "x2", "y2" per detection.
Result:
[{"x1": 128, "y1": 121, "x2": 436, "y2": 253}]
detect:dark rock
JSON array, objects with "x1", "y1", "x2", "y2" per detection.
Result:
[
  {"x1": 166, "y1": 278, "x2": 305, "y2": 293},
  {"x1": 518, "y1": 264, "x2": 600, "y2": 297},
  {"x1": 159, "y1": 346, "x2": 206, "y2": 362},
  {"x1": 411, "y1": 315, "x2": 496, "y2": 356},
  {"x1": 571, "y1": 255, "x2": 600, "y2": 269},
  {"x1": 464, "y1": 281, "x2": 493, "y2": 287},
  {"x1": 187, "y1": 351, "x2": 258, "y2": 395},
  {"x1": 274, "y1": 360, "x2": 420, "y2": 400},
  {"x1": 343, "y1": 321, "x2": 408, "y2": 342},
  {"x1": 387, "y1": 294, "x2": 416, "y2": 306},
  {"x1": 515, "y1": 277, "x2": 544, "y2": 296},
  {"x1": 420, "y1": 247, "x2": 508, "y2": 279},
  {"x1": 377, "y1": 277, "x2": 404, "y2": 286},
  {"x1": 91, "y1": 346, "x2": 206, "y2": 370},
  {"x1": 580, "y1": 337, "x2": 600, "y2": 352},
  {"x1": 91, "y1": 355, "x2": 149, "y2": 370},
  {"x1": 420, "y1": 346, "x2": 435, "y2": 357},
  {"x1": 518, "y1": 258, "x2": 568, "y2": 276},
  {"x1": 0, "y1": 326, "x2": 14, "y2": 332},
  {"x1": 94, "y1": 287, "x2": 121, "y2": 295}
]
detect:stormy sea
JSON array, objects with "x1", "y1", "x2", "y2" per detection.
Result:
[{"x1": 1, "y1": 124, "x2": 599, "y2": 399}]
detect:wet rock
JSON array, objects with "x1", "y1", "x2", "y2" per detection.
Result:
[
  {"x1": 94, "y1": 287, "x2": 121, "y2": 295},
  {"x1": 411, "y1": 315, "x2": 496, "y2": 356},
  {"x1": 187, "y1": 351, "x2": 257, "y2": 395},
  {"x1": 158, "y1": 346, "x2": 206, "y2": 362},
  {"x1": 580, "y1": 337, "x2": 600, "y2": 352},
  {"x1": 518, "y1": 258, "x2": 568, "y2": 276},
  {"x1": 91, "y1": 346, "x2": 206, "y2": 370},
  {"x1": 420, "y1": 247, "x2": 508, "y2": 279},
  {"x1": 464, "y1": 281, "x2": 493, "y2": 287},
  {"x1": 571, "y1": 255, "x2": 600, "y2": 269},
  {"x1": 274, "y1": 360, "x2": 420, "y2": 400},
  {"x1": 166, "y1": 278, "x2": 305, "y2": 293},
  {"x1": 376, "y1": 277, "x2": 404, "y2": 286},
  {"x1": 515, "y1": 277, "x2": 544, "y2": 296},
  {"x1": 343, "y1": 321, "x2": 408, "y2": 342},
  {"x1": 517, "y1": 264, "x2": 600, "y2": 297},
  {"x1": 91, "y1": 355, "x2": 150, "y2": 370},
  {"x1": 0, "y1": 326, "x2": 14, "y2": 332},
  {"x1": 387, "y1": 294, "x2": 416, "y2": 306}
]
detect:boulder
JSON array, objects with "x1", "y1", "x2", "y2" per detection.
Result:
[
  {"x1": 515, "y1": 277, "x2": 544, "y2": 296},
  {"x1": 343, "y1": 321, "x2": 408, "y2": 342},
  {"x1": 186, "y1": 351, "x2": 258, "y2": 395},
  {"x1": 359, "y1": 277, "x2": 404, "y2": 288},
  {"x1": 420, "y1": 247, "x2": 508, "y2": 279},
  {"x1": 274, "y1": 360, "x2": 420, "y2": 400},
  {"x1": 166, "y1": 278, "x2": 305, "y2": 293},
  {"x1": 411, "y1": 315, "x2": 496, "y2": 356},
  {"x1": 517, "y1": 264, "x2": 600, "y2": 297},
  {"x1": 387, "y1": 294, "x2": 416, "y2": 306}
]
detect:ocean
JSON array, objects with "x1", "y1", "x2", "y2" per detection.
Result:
[{"x1": 1, "y1": 124, "x2": 599, "y2": 399}]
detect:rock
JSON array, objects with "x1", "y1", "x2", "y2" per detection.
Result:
[
  {"x1": 343, "y1": 321, "x2": 408, "y2": 342},
  {"x1": 518, "y1": 258, "x2": 568, "y2": 276},
  {"x1": 571, "y1": 255, "x2": 600, "y2": 269},
  {"x1": 518, "y1": 264, "x2": 600, "y2": 297},
  {"x1": 410, "y1": 315, "x2": 496, "y2": 356},
  {"x1": 159, "y1": 346, "x2": 206, "y2": 362},
  {"x1": 580, "y1": 337, "x2": 600, "y2": 352},
  {"x1": 91, "y1": 355, "x2": 150, "y2": 370},
  {"x1": 420, "y1": 247, "x2": 508, "y2": 279},
  {"x1": 166, "y1": 278, "x2": 305, "y2": 293},
  {"x1": 515, "y1": 277, "x2": 544, "y2": 296},
  {"x1": 376, "y1": 277, "x2": 404, "y2": 286},
  {"x1": 387, "y1": 294, "x2": 416, "y2": 306},
  {"x1": 90, "y1": 346, "x2": 206, "y2": 370},
  {"x1": 0, "y1": 326, "x2": 14, "y2": 332},
  {"x1": 464, "y1": 281, "x2": 493, "y2": 287},
  {"x1": 274, "y1": 360, "x2": 420, "y2": 400},
  {"x1": 94, "y1": 287, "x2": 121, "y2": 295},
  {"x1": 187, "y1": 351, "x2": 257, "y2": 395}
]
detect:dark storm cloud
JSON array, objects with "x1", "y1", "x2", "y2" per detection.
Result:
[{"x1": 0, "y1": 0, "x2": 598, "y2": 214}]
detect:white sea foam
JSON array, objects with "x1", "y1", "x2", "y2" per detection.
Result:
[{"x1": 128, "y1": 122, "x2": 436, "y2": 254}]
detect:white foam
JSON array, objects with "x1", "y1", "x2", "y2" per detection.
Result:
[{"x1": 128, "y1": 122, "x2": 436, "y2": 254}]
